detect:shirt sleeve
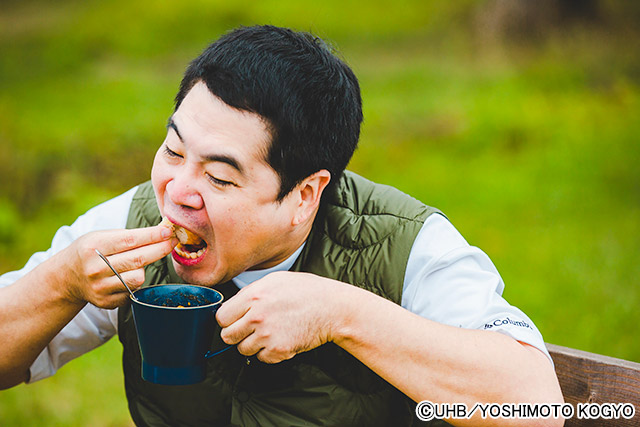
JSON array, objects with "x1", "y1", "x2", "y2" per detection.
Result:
[
  {"x1": 401, "y1": 214, "x2": 551, "y2": 363},
  {"x1": 0, "y1": 186, "x2": 138, "y2": 382}
]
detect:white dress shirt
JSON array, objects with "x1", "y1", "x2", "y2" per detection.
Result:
[{"x1": 0, "y1": 186, "x2": 550, "y2": 382}]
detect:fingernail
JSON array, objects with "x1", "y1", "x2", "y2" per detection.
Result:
[{"x1": 161, "y1": 227, "x2": 172, "y2": 238}]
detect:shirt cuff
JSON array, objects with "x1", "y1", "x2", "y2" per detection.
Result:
[
  {"x1": 28, "y1": 347, "x2": 56, "y2": 383},
  {"x1": 479, "y1": 314, "x2": 553, "y2": 365}
]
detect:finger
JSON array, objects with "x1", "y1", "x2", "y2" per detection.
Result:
[
  {"x1": 235, "y1": 336, "x2": 295, "y2": 364},
  {"x1": 101, "y1": 237, "x2": 178, "y2": 273},
  {"x1": 99, "y1": 225, "x2": 175, "y2": 256},
  {"x1": 255, "y1": 348, "x2": 295, "y2": 365},
  {"x1": 216, "y1": 290, "x2": 252, "y2": 328},
  {"x1": 86, "y1": 271, "x2": 143, "y2": 309},
  {"x1": 91, "y1": 292, "x2": 132, "y2": 310},
  {"x1": 234, "y1": 332, "x2": 263, "y2": 357},
  {"x1": 92, "y1": 283, "x2": 139, "y2": 309},
  {"x1": 92, "y1": 269, "x2": 145, "y2": 297},
  {"x1": 115, "y1": 268, "x2": 146, "y2": 291},
  {"x1": 219, "y1": 313, "x2": 255, "y2": 345}
]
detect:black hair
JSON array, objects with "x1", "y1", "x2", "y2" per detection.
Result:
[{"x1": 175, "y1": 25, "x2": 363, "y2": 200}]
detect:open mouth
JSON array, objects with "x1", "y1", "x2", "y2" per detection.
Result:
[
  {"x1": 174, "y1": 242, "x2": 207, "y2": 260},
  {"x1": 160, "y1": 217, "x2": 208, "y2": 261}
]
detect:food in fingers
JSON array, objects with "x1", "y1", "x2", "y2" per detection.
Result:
[
  {"x1": 159, "y1": 217, "x2": 202, "y2": 245},
  {"x1": 159, "y1": 217, "x2": 207, "y2": 261}
]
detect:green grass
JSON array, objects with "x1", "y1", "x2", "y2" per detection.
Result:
[
  {"x1": 0, "y1": 341, "x2": 131, "y2": 427},
  {"x1": 1, "y1": 1, "x2": 639, "y2": 425}
]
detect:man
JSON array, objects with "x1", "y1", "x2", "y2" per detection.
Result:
[{"x1": 0, "y1": 25, "x2": 563, "y2": 426}]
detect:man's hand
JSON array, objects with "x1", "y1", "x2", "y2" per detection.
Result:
[
  {"x1": 216, "y1": 271, "x2": 343, "y2": 363},
  {"x1": 217, "y1": 271, "x2": 564, "y2": 427},
  {"x1": 56, "y1": 225, "x2": 178, "y2": 309},
  {"x1": 0, "y1": 224, "x2": 178, "y2": 388}
]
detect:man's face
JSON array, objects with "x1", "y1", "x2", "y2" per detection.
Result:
[{"x1": 151, "y1": 82, "x2": 298, "y2": 286}]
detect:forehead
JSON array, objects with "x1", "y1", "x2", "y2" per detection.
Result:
[{"x1": 174, "y1": 82, "x2": 272, "y2": 164}]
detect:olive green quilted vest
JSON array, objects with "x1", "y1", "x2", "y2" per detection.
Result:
[{"x1": 118, "y1": 171, "x2": 441, "y2": 426}]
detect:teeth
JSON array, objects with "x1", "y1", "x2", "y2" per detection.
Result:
[{"x1": 174, "y1": 244, "x2": 206, "y2": 260}]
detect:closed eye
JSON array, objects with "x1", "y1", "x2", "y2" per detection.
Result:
[
  {"x1": 205, "y1": 173, "x2": 236, "y2": 187},
  {"x1": 164, "y1": 145, "x2": 183, "y2": 158}
]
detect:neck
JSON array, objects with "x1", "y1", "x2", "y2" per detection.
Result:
[{"x1": 248, "y1": 209, "x2": 317, "y2": 271}]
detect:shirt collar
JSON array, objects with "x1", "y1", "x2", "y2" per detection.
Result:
[{"x1": 231, "y1": 243, "x2": 305, "y2": 289}]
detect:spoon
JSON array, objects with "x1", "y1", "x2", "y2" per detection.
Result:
[{"x1": 95, "y1": 249, "x2": 138, "y2": 300}]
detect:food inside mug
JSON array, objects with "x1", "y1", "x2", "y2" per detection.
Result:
[{"x1": 141, "y1": 289, "x2": 213, "y2": 308}]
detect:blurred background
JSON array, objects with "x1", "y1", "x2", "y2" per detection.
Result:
[{"x1": 0, "y1": 0, "x2": 638, "y2": 425}]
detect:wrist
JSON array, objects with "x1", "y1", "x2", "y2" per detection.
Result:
[
  {"x1": 328, "y1": 282, "x2": 404, "y2": 354},
  {"x1": 44, "y1": 248, "x2": 87, "y2": 307},
  {"x1": 325, "y1": 280, "x2": 367, "y2": 347}
]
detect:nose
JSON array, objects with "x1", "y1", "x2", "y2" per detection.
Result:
[{"x1": 166, "y1": 171, "x2": 204, "y2": 210}]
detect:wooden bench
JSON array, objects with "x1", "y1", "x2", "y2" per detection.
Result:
[{"x1": 547, "y1": 343, "x2": 640, "y2": 426}]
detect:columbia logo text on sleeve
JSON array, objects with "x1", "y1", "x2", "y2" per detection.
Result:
[{"x1": 483, "y1": 317, "x2": 533, "y2": 330}]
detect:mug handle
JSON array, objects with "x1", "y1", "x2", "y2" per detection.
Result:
[
  {"x1": 206, "y1": 299, "x2": 233, "y2": 358},
  {"x1": 205, "y1": 345, "x2": 233, "y2": 358}
]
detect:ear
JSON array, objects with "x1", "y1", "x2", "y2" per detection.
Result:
[{"x1": 291, "y1": 169, "x2": 331, "y2": 226}]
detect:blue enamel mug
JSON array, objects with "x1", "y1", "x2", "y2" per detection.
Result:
[{"x1": 130, "y1": 284, "x2": 231, "y2": 385}]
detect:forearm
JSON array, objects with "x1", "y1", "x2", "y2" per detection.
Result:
[
  {"x1": 0, "y1": 224, "x2": 176, "y2": 389},
  {"x1": 0, "y1": 252, "x2": 85, "y2": 389},
  {"x1": 331, "y1": 284, "x2": 564, "y2": 427}
]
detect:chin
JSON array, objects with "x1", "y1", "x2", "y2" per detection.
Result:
[{"x1": 171, "y1": 259, "x2": 221, "y2": 287}]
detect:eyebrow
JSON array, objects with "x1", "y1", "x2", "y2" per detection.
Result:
[
  {"x1": 166, "y1": 117, "x2": 244, "y2": 174},
  {"x1": 166, "y1": 117, "x2": 183, "y2": 141}
]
